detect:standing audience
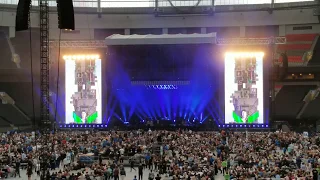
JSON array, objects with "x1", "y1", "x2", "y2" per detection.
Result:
[{"x1": 0, "y1": 130, "x2": 319, "y2": 179}]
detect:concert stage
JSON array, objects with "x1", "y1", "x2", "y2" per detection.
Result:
[{"x1": 59, "y1": 34, "x2": 273, "y2": 129}]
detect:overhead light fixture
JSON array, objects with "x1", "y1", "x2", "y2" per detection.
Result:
[
  {"x1": 63, "y1": 54, "x2": 100, "y2": 60},
  {"x1": 225, "y1": 52, "x2": 264, "y2": 58}
]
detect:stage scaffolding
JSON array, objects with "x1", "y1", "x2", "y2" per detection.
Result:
[
  {"x1": 40, "y1": 0, "x2": 50, "y2": 129},
  {"x1": 49, "y1": 36, "x2": 286, "y2": 126}
]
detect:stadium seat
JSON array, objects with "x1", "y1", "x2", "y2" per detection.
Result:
[
  {"x1": 278, "y1": 56, "x2": 303, "y2": 63},
  {"x1": 285, "y1": 34, "x2": 318, "y2": 42}
]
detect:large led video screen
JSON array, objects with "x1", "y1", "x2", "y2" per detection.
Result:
[
  {"x1": 224, "y1": 52, "x2": 264, "y2": 124},
  {"x1": 65, "y1": 58, "x2": 102, "y2": 124}
]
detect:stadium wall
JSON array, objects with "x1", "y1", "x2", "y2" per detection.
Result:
[
  {"x1": 0, "y1": 8, "x2": 320, "y2": 39},
  {"x1": 0, "y1": 5, "x2": 320, "y2": 127}
]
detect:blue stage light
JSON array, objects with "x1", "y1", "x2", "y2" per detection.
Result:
[
  {"x1": 151, "y1": 85, "x2": 177, "y2": 90},
  {"x1": 211, "y1": 123, "x2": 275, "y2": 129},
  {"x1": 105, "y1": 44, "x2": 224, "y2": 124}
]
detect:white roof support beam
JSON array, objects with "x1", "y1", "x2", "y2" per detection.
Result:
[{"x1": 105, "y1": 33, "x2": 217, "y2": 45}]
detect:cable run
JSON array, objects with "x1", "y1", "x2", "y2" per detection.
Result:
[
  {"x1": 29, "y1": 12, "x2": 36, "y2": 131},
  {"x1": 54, "y1": 29, "x2": 62, "y2": 126}
]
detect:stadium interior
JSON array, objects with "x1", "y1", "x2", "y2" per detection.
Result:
[
  {"x1": 1, "y1": 1, "x2": 320, "y2": 180},
  {"x1": 1, "y1": 0, "x2": 320, "y2": 132}
]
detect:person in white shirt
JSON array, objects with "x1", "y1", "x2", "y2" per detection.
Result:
[
  {"x1": 301, "y1": 162, "x2": 306, "y2": 171},
  {"x1": 119, "y1": 148, "x2": 124, "y2": 155},
  {"x1": 21, "y1": 153, "x2": 26, "y2": 161}
]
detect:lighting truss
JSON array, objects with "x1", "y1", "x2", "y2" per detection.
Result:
[
  {"x1": 216, "y1": 37, "x2": 286, "y2": 45},
  {"x1": 50, "y1": 40, "x2": 107, "y2": 48},
  {"x1": 49, "y1": 37, "x2": 286, "y2": 49},
  {"x1": 40, "y1": 0, "x2": 51, "y2": 128},
  {"x1": 63, "y1": 54, "x2": 100, "y2": 60},
  {"x1": 145, "y1": 85, "x2": 178, "y2": 90}
]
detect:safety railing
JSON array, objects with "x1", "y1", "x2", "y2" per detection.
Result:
[{"x1": 0, "y1": 0, "x2": 315, "y2": 8}]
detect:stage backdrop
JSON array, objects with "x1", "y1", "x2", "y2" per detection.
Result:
[
  {"x1": 105, "y1": 44, "x2": 224, "y2": 125},
  {"x1": 224, "y1": 52, "x2": 264, "y2": 124},
  {"x1": 65, "y1": 58, "x2": 102, "y2": 124}
]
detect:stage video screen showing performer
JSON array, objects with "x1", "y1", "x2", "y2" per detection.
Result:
[
  {"x1": 225, "y1": 52, "x2": 264, "y2": 124},
  {"x1": 65, "y1": 56, "x2": 102, "y2": 124}
]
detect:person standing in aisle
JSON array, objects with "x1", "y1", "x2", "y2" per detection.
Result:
[
  {"x1": 113, "y1": 166, "x2": 120, "y2": 180},
  {"x1": 14, "y1": 158, "x2": 21, "y2": 178},
  {"x1": 148, "y1": 170, "x2": 155, "y2": 180},
  {"x1": 130, "y1": 159, "x2": 136, "y2": 172},
  {"x1": 120, "y1": 167, "x2": 126, "y2": 180},
  {"x1": 138, "y1": 163, "x2": 144, "y2": 180},
  {"x1": 155, "y1": 174, "x2": 161, "y2": 180}
]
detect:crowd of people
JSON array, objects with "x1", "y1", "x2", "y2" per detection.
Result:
[{"x1": 0, "y1": 129, "x2": 319, "y2": 180}]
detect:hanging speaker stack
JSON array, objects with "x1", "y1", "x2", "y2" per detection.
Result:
[
  {"x1": 57, "y1": 0, "x2": 75, "y2": 30},
  {"x1": 15, "y1": 0, "x2": 75, "y2": 31},
  {"x1": 15, "y1": 0, "x2": 32, "y2": 31}
]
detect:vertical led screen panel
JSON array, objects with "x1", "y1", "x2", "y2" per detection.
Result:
[
  {"x1": 224, "y1": 52, "x2": 264, "y2": 124},
  {"x1": 65, "y1": 57, "x2": 102, "y2": 124}
]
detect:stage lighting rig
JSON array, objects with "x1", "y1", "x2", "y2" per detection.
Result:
[
  {"x1": 225, "y1": 52, "x2": 265, "y2": 58},
  {"x1": 63, "y1": 54, "x2": 100, "y2": 60}
]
